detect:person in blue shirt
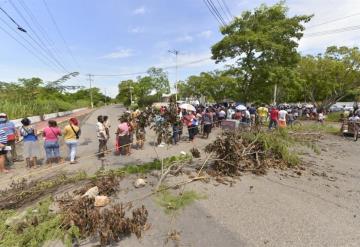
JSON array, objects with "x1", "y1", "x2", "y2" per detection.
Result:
[{"x1": 20, "y1": 118, "x2": 39, "y2": 168}]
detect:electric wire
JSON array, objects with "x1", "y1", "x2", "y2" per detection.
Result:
[
  {"x1": 16, "y1": 0, "x2": 70, "y2": 71},
  {"x1": 215, "y1": 0, "x2": 231, "y2": 23},
  {"x1": 307, "y1": 12, "x2": 360, "y2": 29},
  {"x1": 9, "y1": 0, "x2": 69, "y2": 73},
  {"x1": 90, "y1": 57, "x2": 212, "y2": 77},
  {"x1": 220, "y1": 0, "x2": 234, "y2": 18},
  {"x1": 0, "y1": 17, "x2": 62, "y2": 74},
  {"x1": 305, "y1": 25, "x2": 360, "y2": 37},
  {"x1": 42, "y1": 0, "x2": 81, "y2": 70},
  {"x1": 206, "y1": 0, "x2": 227, "y2": 26},
  {"x1": 202, "y1": 0, "x2": 223, "y2": 26}
]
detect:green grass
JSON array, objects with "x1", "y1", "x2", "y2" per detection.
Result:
[
  {"x1": 292, "y1": 122, "x2": 339, "y2": 135},
  {"x1": 0, "y1": 198, "x2": 78, "y2": 247},
  {"x1": 326, "y1": 112, "x2": 342, "y2": 122},
  {"x1": 155, "y1": 190, "x2": 206, "y2": 214}
]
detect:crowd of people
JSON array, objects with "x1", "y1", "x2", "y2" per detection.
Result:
[
  {"x1": 0, "y1": 113, "x2": 81, "y2": 173},
  {"x1": 1, "y1": 102, "x2": 357, "y2": 174}
]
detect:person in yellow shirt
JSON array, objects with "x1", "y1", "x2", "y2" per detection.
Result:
[
  {"x1": 257, "y1": 105, "x2": 269, "y2": 125},
  {"x1": 63, "y1": 118, "x2": 81, "y2": 164}
]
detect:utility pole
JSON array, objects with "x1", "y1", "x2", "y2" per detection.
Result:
[
  {"x1": 87, "y1": 74, "x2": 94, "y2": 108},
  {"x1": 273, "y1": 83, "x2": 278, "y2": 106},
  {"x1": 168, "y1": 49, "x2": 179, "y2": 102},
  {"x1": 129, "y1": 85, "x2": 133, "y2": 105}
]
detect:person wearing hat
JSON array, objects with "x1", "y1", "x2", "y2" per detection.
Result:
[{"x1": 0, "y1": 113, "x2": 19, "y2": 163}]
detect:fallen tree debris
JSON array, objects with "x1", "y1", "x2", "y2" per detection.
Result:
[{"x1": 205, "y1": 130, "x2": 308, "y2": 176}]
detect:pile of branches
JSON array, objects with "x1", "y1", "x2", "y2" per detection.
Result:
[
  {"x1": 205, "y1": 130, "x2": 300, "y2": 176},
  {"x1": 0, "y1": 173, "x2": 86, "y2": 210},
  {"x1": 59, "y1": 196, "x2": 148, "y2": 246},
  {"x1": 73, "y1": 173, "x2": 120, "y2": 196}
]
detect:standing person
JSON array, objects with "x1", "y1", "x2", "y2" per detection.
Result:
[
  {"x1": 20, "y1": 118, "x2": 39, "y2": 168},
  {"x1": 43, "y1": 120, "x2": 62, "y2": 164},
  {"x1": 257, "y1": 105, "x2": 268, "y2": 125},
  {"x1": 96, "y1": 115, "x2": 107, "y2": 158},
  {"x1": 269, "y1": 107, "x2": 279, "y2": 130},
  {"x1": 103, "y1": 116, "x2": 111, "y2": 153},
  {"x1": 116, "y1": 118, "x2": 130, "y2": 155},
  {"x1": 63, "y1": 118, "x2": 81, "y2": 164},
  {"x1": 249, "y1": 105, "x2": 257, "y2": 126},
  {"x1": 182, "y1": 111, "x2": 196, "y2": 142},
  {"x1": 0, "y1": 113, "x2": 19, "y2": 163},
  {"x1": 318, "y1": 110, "x2": 325, "y2": 124},
  {"x1": 0, "y1": 128, "x2": 9, "y2": 173},
  {"x1": 202, "y1": 109, "x2": 213, "y2": 139},
  {"x1": 278, "y1": 108, "x2": 288, "y2": 128}
]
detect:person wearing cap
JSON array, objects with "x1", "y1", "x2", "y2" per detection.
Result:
[{"x1": 0, "y1": 113, "x2": 19, "y2": 163}]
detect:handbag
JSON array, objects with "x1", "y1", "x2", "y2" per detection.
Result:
[{"x1": 70, "y1": 124, "x2": 81, "y2": 139}]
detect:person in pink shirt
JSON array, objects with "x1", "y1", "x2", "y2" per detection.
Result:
[
  {"x1": 43, "y1": 120, "x2": 62, "y2": 164},
  {"x1": 116, "y1": 118, "x2": 130, "y2": 155}
]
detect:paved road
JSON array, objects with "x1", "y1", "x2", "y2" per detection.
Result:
[{"x1": 4, "y1": 105, "x2": 360, "y2": 247}]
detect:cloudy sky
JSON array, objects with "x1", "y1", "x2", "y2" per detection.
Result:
[{"x1": 0, "y1": 0, "x2": 360, "y2": 97}]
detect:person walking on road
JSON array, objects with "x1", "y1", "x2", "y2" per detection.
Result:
[
  {"x1": 63, "y1": 118, "x2": 81, "y2": 164},
  {"x1": 43, "y1": 120, "x2": 62, "y2": 164},
  {"x1": 96, "y1": 115, "x2": 107, "y2": 158},
  {"x1": 20, "y1": 118, "x2": 39, "y2": 168},
  {"x1": 0, "y1": 113, "x2": 19, "y2": 162},
  {"x1": 0, "y1": 128, "x2": 10, "y2": 173}
]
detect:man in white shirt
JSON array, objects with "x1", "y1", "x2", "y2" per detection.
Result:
[{"x1": 278, "y1": 108, "x2": 288, "y2": 128}]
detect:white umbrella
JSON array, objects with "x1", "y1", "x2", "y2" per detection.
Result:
[
  {"x1": 179, "y1": 103, "x2": 196, "y2": 112},
  {"x1": 236, "y1": 104, "x2": 247, "y2": 111}
]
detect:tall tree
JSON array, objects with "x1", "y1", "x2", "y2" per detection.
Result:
[
  {"x1": 211, "y1": 2, "x2": 312, "y2": 103},
  {"x1": 147, "y1": 67, "x2": 170, "y2": 98},
  {"x1": 298, "y1": 46, "x2": 360, "y2": 109}
]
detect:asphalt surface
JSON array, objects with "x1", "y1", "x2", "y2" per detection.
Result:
[{"x1": 4, "y1": 105, "x2": 360, "y2": 246}]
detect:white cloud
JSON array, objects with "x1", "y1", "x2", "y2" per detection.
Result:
[
  {"x1": 227, "y1": 0, "x2": 360, "y2": 54},
  {"x1": 129, "y1": 27, "x2": 144, "y2": 33},
  {"x1": 133, "y1": 6, "x2": 146, "y2": 15},
  {"x1": 198, "y1": 30, "x2": 213, "y2": 38},
  {"x1": 176, "y1": 34, "x2": 193, "y2": 43},
  {"x1": 101, "y1": 49, "x2": 133, "y2": 59}
]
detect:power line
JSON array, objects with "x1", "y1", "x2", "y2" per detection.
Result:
[
  {"x1": 0, "y1": 17, "x2": 63, "y2": 74},
  {"x1": 305, "y1": 25, "x2": 360, "y2": 38},
  {"x1": 16, "y1": 0, "x2": 70, "y2": 71},
  {"x1": 202, "y1": 0, "x2": 224, "y2": 26},
  {"x1": 215, "y1": 0, "x2": 231, "y2": 23},
  {"x1": 0, "y1": 5, "x2": 26, "y2": 32},
  {"x1": 220, "y1": 0, "x2": 233, "y2": 19},
  {"x1": 42, "y1": 0, "x2": 81, "y2": 70},
  {"x1": 206, "y1": 0, "x2": 227, "y2": 26},
  {"x1": 307, "y1": 12, "x2": 360, "y2": 29},
  {"x1": 91, "y1": 57, "x2": 212, "y2": 77},
  {"x1": 9, "y1": 0, "x2": 69, "y2": 73}
]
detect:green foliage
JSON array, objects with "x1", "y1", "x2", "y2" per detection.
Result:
[
  {"x1": 211, "y1": 2, "x2": 312, "y2": 103},
  {"x1": 116, "y1": 67, "x2": 170, "y2": 106},
  {"x1": 326, "y1": 112, "x2": 342, "y2": 122},
  {"x1": 0, "y1": 198, "x2": 78, "y2": 247},
  {"x1": 297, "y1": 46, "x2": 360, "y2": 109},
  {"x1": 292, "y1": 123, "x2": 339, "y2": 135},
  {"x1": 155, "y1": 190, "x2": 206, "y2": 214},
  {"x1": 0, "y1": 76, "x2": 108, "y2": 119}
]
